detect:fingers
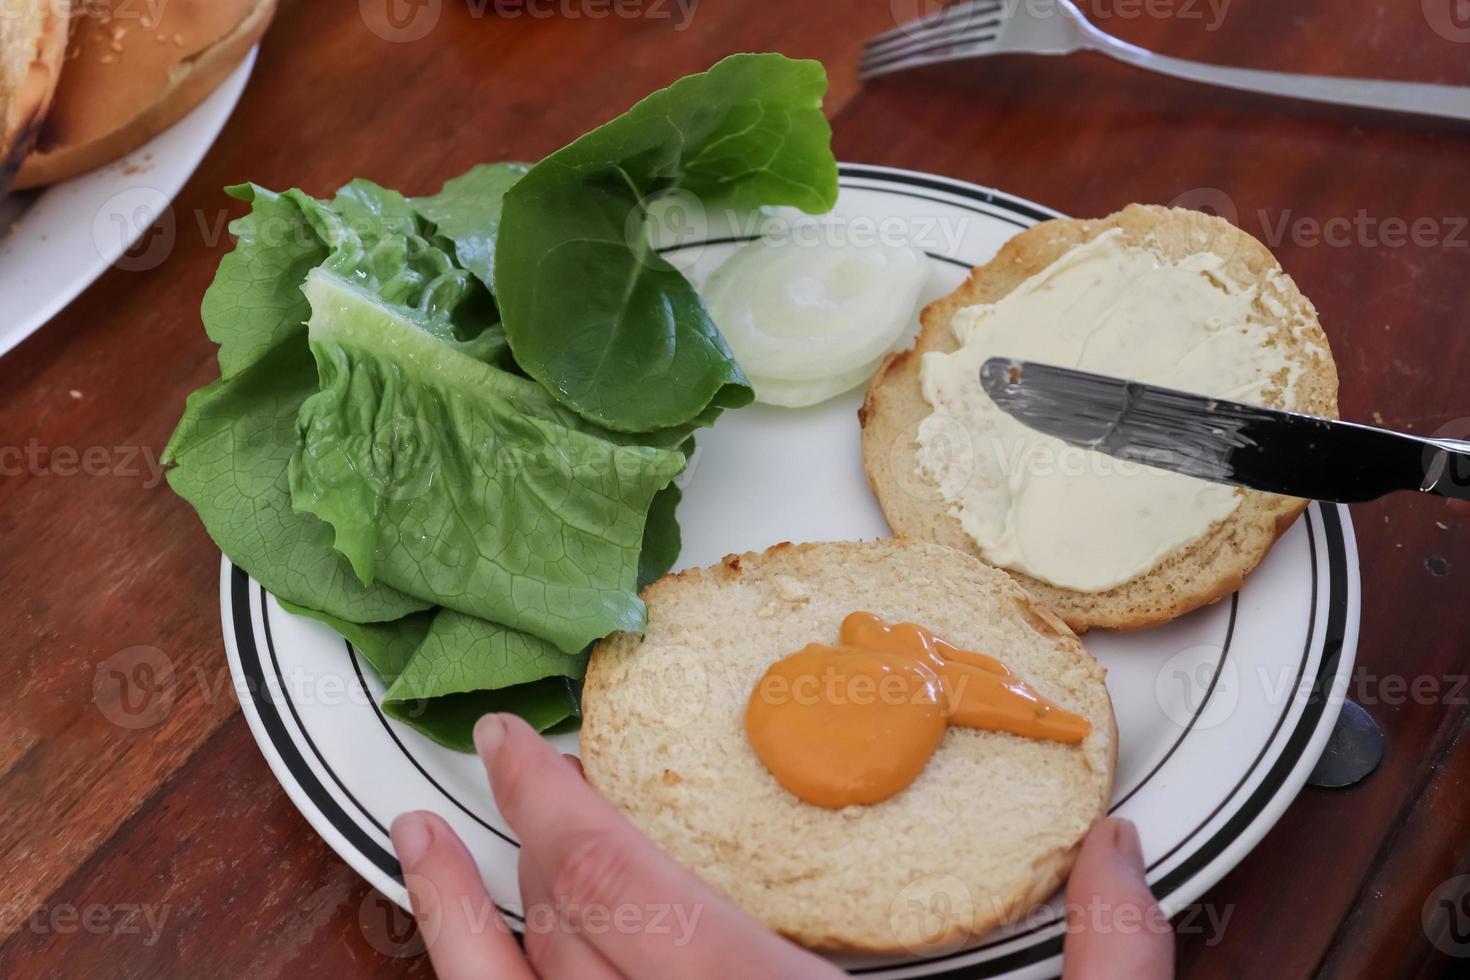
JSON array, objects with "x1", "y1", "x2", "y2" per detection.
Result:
[
  {"x1": 390, "y1": 810, "x2": 534, "y2": 980},
  {"x1": 476, "y1": 713, "x2": 838, "y2": 980},
  {"x1": 1062, "y1": 818, "x2": 1174, "y2": 980},
  {"x1": 519, "y1": 843, "x2": 623, "y2": 979}
]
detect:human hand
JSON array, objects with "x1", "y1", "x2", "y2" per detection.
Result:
[
  {"x1": 390, "y1": 714, "x2": 1175, "y2": 979},
  {"x1": 389, "y1": 713, "x2": 842, "y2": 979},
  {"x1": 1061, "y1": 818, "x2": 1174, "y2": 980}
]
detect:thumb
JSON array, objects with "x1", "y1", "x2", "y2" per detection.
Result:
[{"x1": 1061, "y1": 818, "x2": 1174, "y2": 980}]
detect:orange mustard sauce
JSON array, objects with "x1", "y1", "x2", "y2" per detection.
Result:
[{"x1": 744, "y1": 612, "x2": 1092, "y2": 809}]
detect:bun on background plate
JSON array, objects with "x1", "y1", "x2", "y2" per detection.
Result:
[
  {"x1": 13, "y1": 0, "x2": 274, "y2": 190},
  {"x1": 0, "y1": 0, "x2": 69, "y2": 195}
]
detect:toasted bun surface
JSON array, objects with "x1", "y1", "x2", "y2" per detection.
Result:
[
  {"x1": 0, "y1": 0, "x2": 69, "y2": 195},
  {"x1": 860, "y1": 205, "x2": 1340, "y2": 633},
  {"x1": 580, "y1": 538, "x2": 1117, "y2": 953},
  {"x1": 13, "y1": 0, "x2": 273, "y2": 189}
]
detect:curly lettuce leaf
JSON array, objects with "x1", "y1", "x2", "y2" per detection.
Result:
[
  {"x1": 202, "y1": 185, "x2": 327, "y2": 379},
  {"x1": 280, "y1": 602, "x2": 580, "y2": 748},
  {"x1": 165, "y1": 187, "x2": 428, "y2": 623},
  {"x1": 494, "y1": 53, "x2": 838, "y2": 432},
  {"x1": 384, "y1": 608, "x2": 586, "y2": 703},
  {"x1": 289, "y1": 268, "x2": 688, "y2": 653},
  {"x1": 410, "y1": 163, "x2": 529, "y2": 293},
  {"x1": 166, "y1": 346, "x2": 429, "y2": 623},
  {"x1": 387, "y1": 680, "x2": 580, "y2": 751}
]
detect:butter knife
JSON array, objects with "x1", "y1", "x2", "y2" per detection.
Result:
[{"x1": 978, "y1": 357, "x2": 1470, "y2": 502}]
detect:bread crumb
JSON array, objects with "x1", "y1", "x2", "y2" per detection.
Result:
[
  {"x1": 1437, "y1": 521, "x2": 1450, "y2": 530},
  {"x1": 68, "y1": 389, "x2": 82, "y2": 400},
  {"x1": 1371, "y1": 411, "x2": 1385, "y2": 425},
  {"x1": 773, "y1": 575, "x2": 810, "y2": 604}
]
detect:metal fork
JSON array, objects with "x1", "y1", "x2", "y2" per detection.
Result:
[{"x1": 861, "y1": 0, "x2": 1470, "y2": 123}]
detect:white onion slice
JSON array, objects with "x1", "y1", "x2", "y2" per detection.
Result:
[
  {"x1": 704, "y1": 231, "x2": 928, "y2": 390},
  {"x1": 746, "y1": 356, "x2": 885, "y2": 408}
]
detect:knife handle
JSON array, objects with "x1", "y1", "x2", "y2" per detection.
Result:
[{"x1": 1424, "y1": 438, "x2": 1470, "y2": 501}]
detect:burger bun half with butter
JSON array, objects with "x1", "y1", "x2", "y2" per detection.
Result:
[
  {"x1": 12, "y1": 0, "x2": 275, "y2": 191},
  {"x1": 860, "y1": 205, "x2": 1341, "y2": 633}
]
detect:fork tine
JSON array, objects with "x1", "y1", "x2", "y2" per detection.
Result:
[
  {"x1": 864, "y1": 10, "x2": 1004, "y2": 62},
  {"x1": 862, "y1": 13, "x2": 1003, "y2": 67},
  {"x1": 862, "y1": 0, "x2": 1003, "y2": 53},
  {"x1": 860, "y1": 25, "x2": 1003, "y2": 79}
]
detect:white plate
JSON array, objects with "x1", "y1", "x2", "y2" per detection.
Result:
[
  {"x1": 0, "y1": 49, "x2": 257, "y2": 360},
  {"x1": 220, "y1": 165, "x2": 1360, "y2": 979}
]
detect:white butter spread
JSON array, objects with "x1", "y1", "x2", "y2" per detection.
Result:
[{"x1": 915, "y1": 229, "x2": 1298, "y2": 593}]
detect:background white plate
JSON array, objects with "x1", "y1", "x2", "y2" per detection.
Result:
[
  {"x1": 0, "y1": 49, "x2": 256, "y2": 360},
  {"x1": 220, "y1": 166, "x2": 1360, "y2": 978}
]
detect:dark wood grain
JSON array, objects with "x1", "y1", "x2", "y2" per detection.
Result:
[{"x1": 2, "y1": 0, "x2": 1467, "y2": 976}]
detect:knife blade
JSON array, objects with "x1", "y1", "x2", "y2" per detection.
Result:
[{"x1": 978, "y1": 357, "x2": 1470, "y2": 503}]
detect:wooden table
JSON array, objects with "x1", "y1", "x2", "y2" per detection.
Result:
[{"x1": 3, "y1": 1, "x2": 1468, "y2": 976}]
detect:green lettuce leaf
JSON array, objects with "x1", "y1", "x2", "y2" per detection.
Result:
[
  {"x1": 278, "y1": 600, "x2": 436, "y2": 678},
  {"x1": 410, "y1": 163, "x2": 529, "y2": 293},
  {"x1": 637, "y1": 482, "x2": 683, "y2": 590},
  {"x1": 637, "y1": 436, "x2": 697, "y2": 589},
  {"x1": 202, "y1": 185, "x2": 327, "y2": 379},
  {"x1": 165, "y1": 187, "x2": 428, "y2": 623},
  {"x1": 280, "y1": 601, "x2": 580, "y2": 749},
  {"x1": 386, "y1": 679, "x2": 581, "y2": 751},
  {"x1": 289, "y1": 268, "x2": 688, "y2": 652},
  {"x1": 494, "y1": 53, "x2": 838, "y2": 433},
  {"x1": 384, "y1": 608, "x2": 586, "y2": 703}
]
